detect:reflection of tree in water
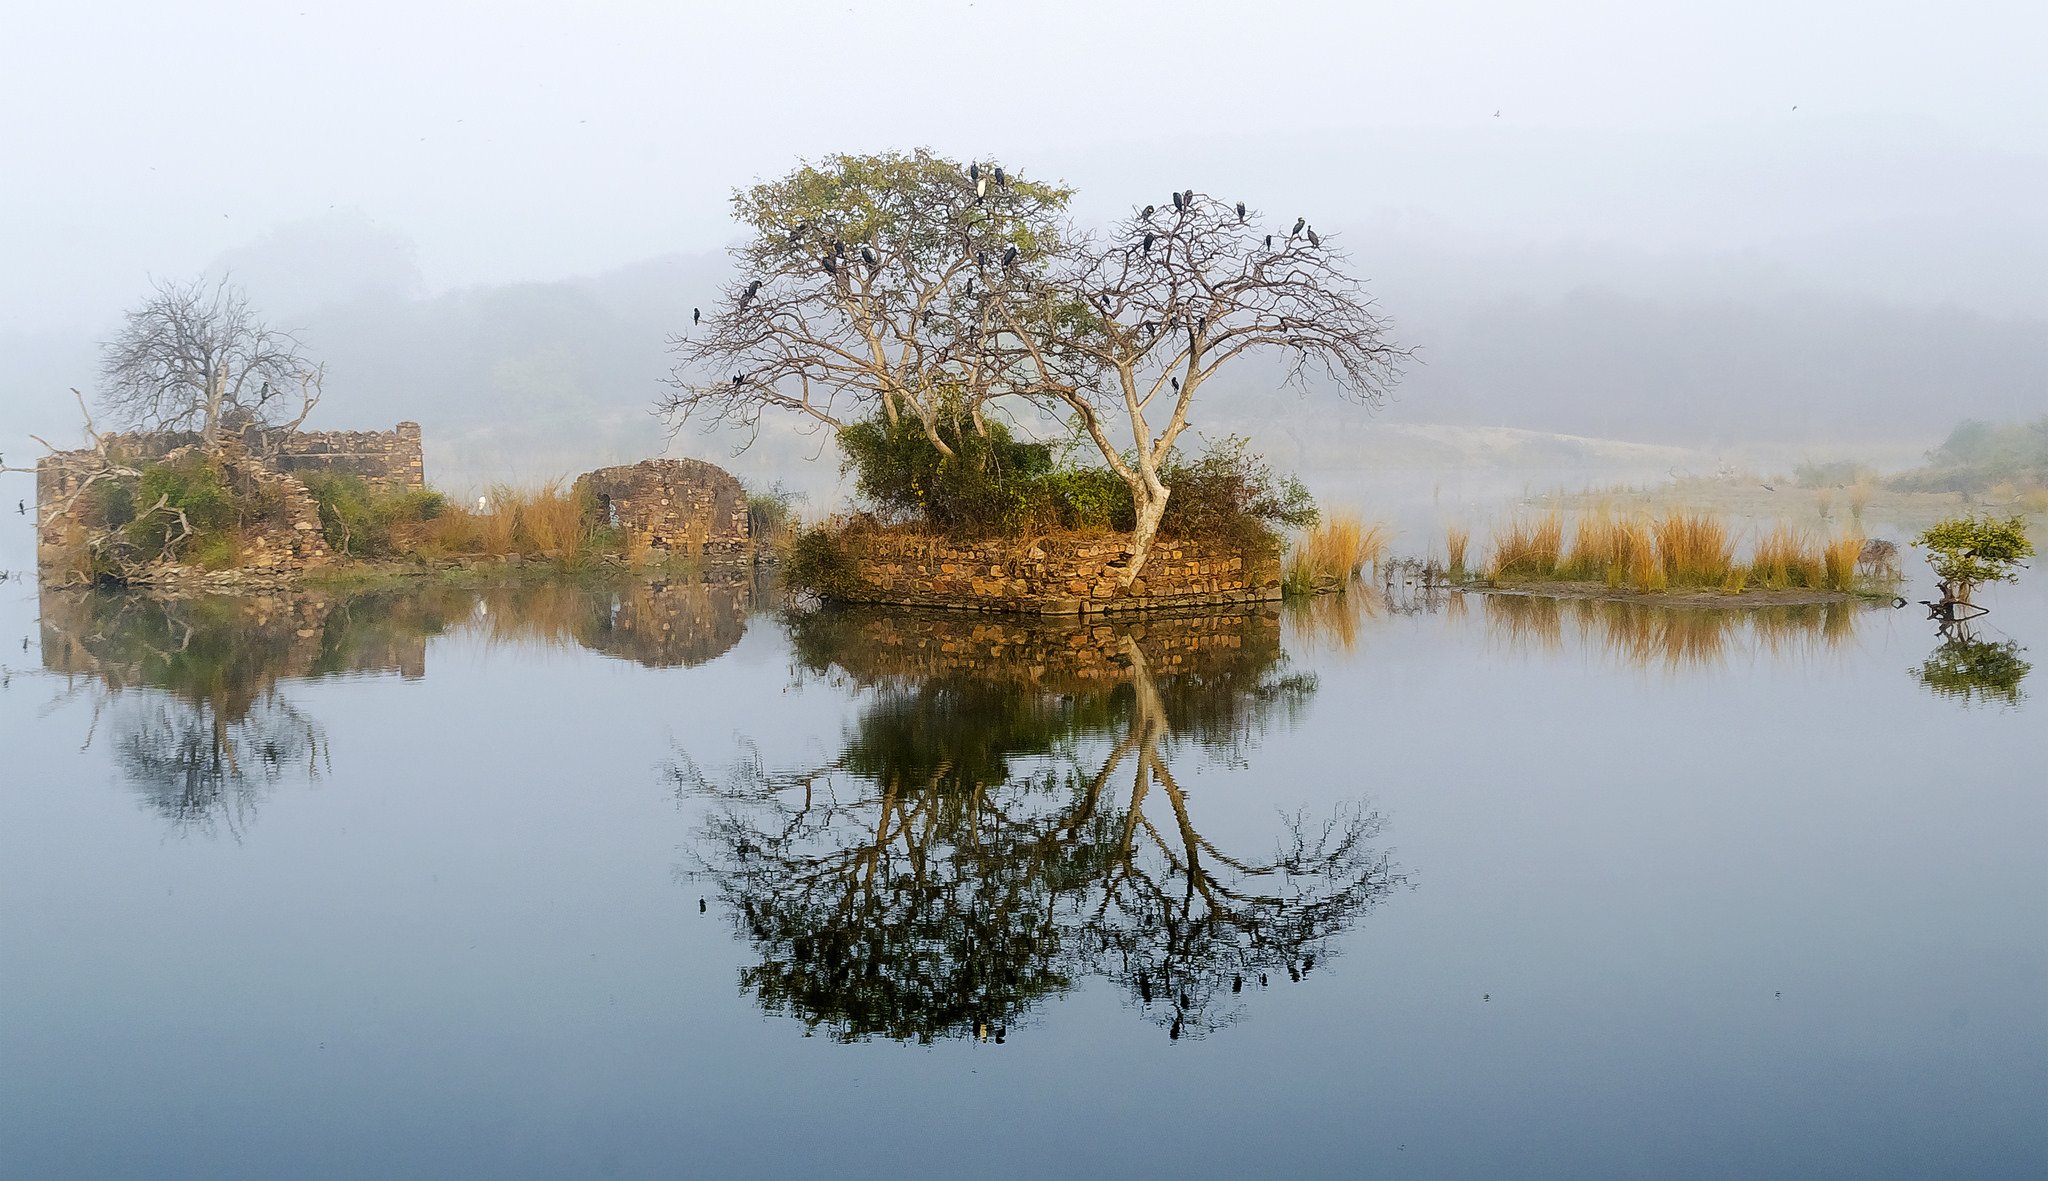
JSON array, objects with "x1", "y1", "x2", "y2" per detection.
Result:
[
  {"x1": 39, "y1": 591, "x2": 368, "y2": 838},
  {"x1": 105, "y1": 692, "x2": 323, "y2": 837},
  {"x1": 679, "y1": 607, "x2": 1398, "y2": 1044},
  {"x1": 1914, "y1": 621, "x2": 2030, "y2": 708}
]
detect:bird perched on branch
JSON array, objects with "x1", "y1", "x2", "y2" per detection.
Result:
[
  {"x1": 739, "y1": 279, "x2": 762, "y2": 309},
  {"x1": 692, "y1": 307, "x2": 701, "y2": 325},
  {"x1": 994, "y1": 166, "x2": 1007, "y2": 188},
  {"x1": 1141, "y1": 231, "x2": 1155, "y2": 252},
  {"x1": 1291, "y1": 216, "x2": 1306, "y2": 235},
  {"x1": 1170, "y1": 191, "x2": 1184, "y2": 212},
  {"x1": 1001, "y1": 244, "x2": 1019, "y2": 269},
  {"x1": 1264, "y1": 234, "x2": 1273, "y2": 249},
  {"x1": 1141, "y1": 204, "x2": 1156, "y2": 220},
  {"x1": 1235, "y1": 201, "x2": 1246, "y2": 222},
  {"x1": 969, "y1": 162, "x2": 980, "y2": 183},
  {"x1": 1182, "y1": 188, "x2": 1194, "y2": 209},
  {"x1": 822, "y1": 256, "x2": 838, "y2": 276},
  {"x1": 861, "y1": 245, "x2": 877, "y2": 269},
  {"x1": 1306, "y1": 226, "x2": 1321, "y2": 248}
]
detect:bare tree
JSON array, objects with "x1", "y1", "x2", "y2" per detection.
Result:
[
  {"x1": 1015, "y1": 196, "x2": 1404, "y2": 581},
  {"x1": 660, "y1": 150, "x2": 1073, "y2": 457},
  {"x1": 98, "y1": 275, "x2": 323, "y2": 451},
  {"x1": 663, "y1": 153, "x2": 1403, "y2": 582}
]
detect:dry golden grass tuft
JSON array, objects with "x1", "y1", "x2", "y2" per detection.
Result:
[
  {"x1": 1446, "y1": 525, "x2": 1470, "y2": 579},
  {"x1": 1652, "y1": 512, "x2": 1734, "y2": 587},
  {"x1": 1490, "y1": 511, "x2": 1564, "y2": 578},
  {"x1": 1284, "y1": 512, "x2": 1390, "y2": 594},
  {"x1": 1749, "y1": 524, "x2": 1822, "y2": 590},
  {"x1": 1821, "y1": 532, "x2": 1864, "y2": 591}
]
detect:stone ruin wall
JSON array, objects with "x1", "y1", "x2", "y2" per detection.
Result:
[
  {"x1": 269, "y1": 423, "x2": 425, "y2": 493},
  {"x1": 571, "y1": 459, "x2": 751, "y2": 560},
  {"x1": 33, "y1": 424, "x2": 422, "y2": 586},
  {"x1": 826, "y1": 532, "x2": 1283, "y2": 616}
]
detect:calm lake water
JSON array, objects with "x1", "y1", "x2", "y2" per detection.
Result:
[{"x1": 0, "y1": 566, "x2": 2041, "y2": 1179}]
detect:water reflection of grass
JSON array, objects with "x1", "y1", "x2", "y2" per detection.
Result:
[
  {"x1": 1283, "y1": 587, "x2": 1383, "y2": 655},
  {"x1": 1481, "y1": 594, "x2": 1866, "y2": 670}
]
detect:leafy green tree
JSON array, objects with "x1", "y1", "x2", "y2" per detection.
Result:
[{"x1": 1914, "y1": 513, "x2": 2035, "y2": 606}]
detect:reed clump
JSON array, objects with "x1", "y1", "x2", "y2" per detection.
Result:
[
  {"x1": 411, "y1": 481, "x2": 595, "y2": 562},
  {"x1": 1749, "y1": 524, "x2": 1822, "y2": 589},
  {"x1": 1446, "y1": 525, "x2": 1470, "y2": 581},
  {"x1": 1820, "y1": 533, "x2": 1863, "y2": 591},
  {"x1": 1652, "y1": 512, "x2": 1734, "y2": 587},
  {"x1": 1488, "y1": 511, "x2": 1564, "y2": 579},
  {"x1": 1557, "y1": 512, "x2": 1654, "y2": 586},
  {"x1": 1283, "y1": 512, "x2": 1390, "y2": 595},
  {"x1": 1482, "y1": 510, "x2": 1866, "y2": 596}
]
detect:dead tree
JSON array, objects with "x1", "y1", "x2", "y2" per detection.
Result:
[{"x1": 98, "y1": 275, "x2": 323, "y2": 453}]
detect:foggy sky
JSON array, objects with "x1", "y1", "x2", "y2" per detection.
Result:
[{"x1": 5, "y1": 0, "x2": 2044, "y2": 330}]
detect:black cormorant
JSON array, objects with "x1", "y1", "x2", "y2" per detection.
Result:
[{"x1": 1291, "y1": 216, "x2": 1305, "y2": 235}]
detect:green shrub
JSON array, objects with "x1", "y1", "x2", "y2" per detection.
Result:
[
  {"x1": 1914, "y1": 513, "x2": 2035, "y2": 596},
  {"x1": 834, "y1": 414, "x2": 1313, "y2": 550},
  {"x1": 747, "y1": 483, "x2": 803, "y2": 543},
  {"x1": 302, "y1": 472, "x2": 446, "y2": 557},
  {"x1": 116, "y1": 455, "x2": 238, "y2": 560},
  {"x1": 785, "y1": 526, "x2": 860, "y2": 599}
]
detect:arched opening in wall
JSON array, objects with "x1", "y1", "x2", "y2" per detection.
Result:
[{"x1": 596, "y1": 493, "x2": 622, "y2": 529}]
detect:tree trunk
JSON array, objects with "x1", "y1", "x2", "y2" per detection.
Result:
[
  {"x1": 1121, "y1": 482, "x2": 1169, "y2": 587},
  {"x1": 201, "y1": 362, "x2": 226, "y2": 450}
]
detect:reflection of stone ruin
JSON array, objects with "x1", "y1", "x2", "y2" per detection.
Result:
[
  {"x1": 572, "y1": 458, "x2": 751, "y2": 560},
  {"x1": 39, "y1": 587, "x2": 431, "y2": 705},
  {"x1": 38, "y1": 577, "x2": 760, "y2": 835},
  {"x1": 469, "y1": 573, "x2": 756, "y2": 669},
  {"x1": 34, "y1": 423, "x2": 425, "y2": 582}
]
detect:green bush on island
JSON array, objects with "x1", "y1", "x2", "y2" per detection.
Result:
[
  {"x1": 300, "y1": 472, "x2": 445, "y2": 558},
  {"x1": 834, "y1": 412, "x2": 1315, "y2": 548}
]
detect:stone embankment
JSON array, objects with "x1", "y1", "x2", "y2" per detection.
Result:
[{"x1": 823, "y1": 530, "x2": 1281, "y2": 615}]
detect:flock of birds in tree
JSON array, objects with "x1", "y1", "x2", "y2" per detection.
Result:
[{"x1": 699, "y1": 161, "x2": 1330, "y2": 389}]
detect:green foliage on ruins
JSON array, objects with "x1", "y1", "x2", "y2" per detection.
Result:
[{"x1": 301, "y1": 472, "x2": 445, "y2": 558}]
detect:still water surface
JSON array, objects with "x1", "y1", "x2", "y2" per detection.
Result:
[{"x1": 1, "y1": 571, "x2": 2040, "y2": 1179}]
